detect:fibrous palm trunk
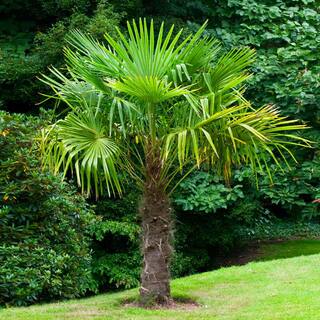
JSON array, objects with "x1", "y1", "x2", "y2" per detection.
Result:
[{"x1": 139, "y1": 145, "x2": 172, "y2": 305}]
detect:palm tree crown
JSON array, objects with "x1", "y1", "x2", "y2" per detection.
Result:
[{"x1": 40, "y1": 19, "x2": 310, "y2": 197}]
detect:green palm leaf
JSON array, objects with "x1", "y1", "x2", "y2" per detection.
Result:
[
  {"x1": 40, "y1": 109, "x2": 122, "y2": 197},
  {"x1": 165, "y1": 104, "x2": 310, "y2": 182}
]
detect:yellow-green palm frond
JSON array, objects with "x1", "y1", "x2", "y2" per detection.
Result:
[
  {"x1": 164, "y1": 104, "x2": 311, "y2": 183},
  {"x1": 39, "y1": 109, "x2": 123, "y2": 198}
]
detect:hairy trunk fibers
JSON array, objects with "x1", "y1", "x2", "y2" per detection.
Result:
[{"x1": 139, "y1": 146, "x2": 172, "y2": 306}]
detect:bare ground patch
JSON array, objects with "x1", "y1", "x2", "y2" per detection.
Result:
[{"x1": 122, "y1": 297, "x2": 200, "y2": 311}]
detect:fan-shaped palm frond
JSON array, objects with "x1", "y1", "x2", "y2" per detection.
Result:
[
  {"x1": 63, "y1": 19, "x2": 220, "y2": 100},
  {"x1": 39, "y1": 107, "x2": 123, "y2": 197},
  {"x1": 107, "y1": 76, "x2": 190, "y2": 104}
]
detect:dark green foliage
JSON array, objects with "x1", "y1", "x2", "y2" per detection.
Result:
[
  {"x1": 175, "y1": 172, "x2": 244, "y2": 213},
  {"x1": 241, "y1": 221, "x2": 320, "y2": 241},
  {"x1": 0, "y1": 111, "x2": 95, "y2": 306},
  {"x1": 172, "y1": 212, "x2": 237, "y2": 273},
  {"x1": 259, "y1": 163, "x2": 320, "y2": 219},
  {"x1": 172, "y1": 171, "x2": 258, "y2": 271},
  {"x1": 199, "y1": 0, "x2": 319, "y2": 127},
  {"x1": 0, "y1": 1, "x2": 122, "y2": 111},
  {"x1": 89, "y1": 185, "x2": 141, "y2": 290}
]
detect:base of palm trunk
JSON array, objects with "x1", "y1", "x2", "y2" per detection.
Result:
[{"x1": 139, "y1": 183, "x2": 172, "y2": 306}]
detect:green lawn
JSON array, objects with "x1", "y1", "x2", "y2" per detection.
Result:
[{"x1": 2, "y1": 245, "x2": 320, "y2": 319}]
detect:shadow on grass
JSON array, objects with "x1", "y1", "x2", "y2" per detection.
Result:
[{"x1": 213, "y1": 239, "x2": 320, "y2": 269}]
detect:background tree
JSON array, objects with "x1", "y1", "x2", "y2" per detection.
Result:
[{"x1": 40, "y1": 20, "x2": 310, "y2": 305}]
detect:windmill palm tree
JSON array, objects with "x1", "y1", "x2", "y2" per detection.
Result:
[{"x1": 40, "y1": 19, "x2": 310, "y2": 305}]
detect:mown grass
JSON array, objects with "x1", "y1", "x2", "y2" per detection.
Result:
[{"x1": 2, "y1": 243, "x2": 320, "y2": 320}]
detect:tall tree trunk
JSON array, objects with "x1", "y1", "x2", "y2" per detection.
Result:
[{"x1": 139, "y1": 145, "x2": 172, "y2": 305}]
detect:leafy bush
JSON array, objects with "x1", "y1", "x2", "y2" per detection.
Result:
[
  {"x1": 174, "y1": 171, "x2": 244, "y2": 213},
  {"x1": 258, "y1": 163, "x2": 319, "y2": 219},
  {"x1": 0, "y1": 0, "x2": 122, "y2": 111},
  {"x1": 88, "y1": 184, "x2": 141, "y2": 290},
  {"x1": 172, "y1": 171, "x2": 257, "y2": 271},
  {"x1": 240, "y1": 220, "x2": 320, "y2": 241},
  {"x1": 0, "y1": 111, "x2": 95, "y2": 306},
  {"x1": 183, "y1": 0, "x2": 320, "y2": 127}
]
